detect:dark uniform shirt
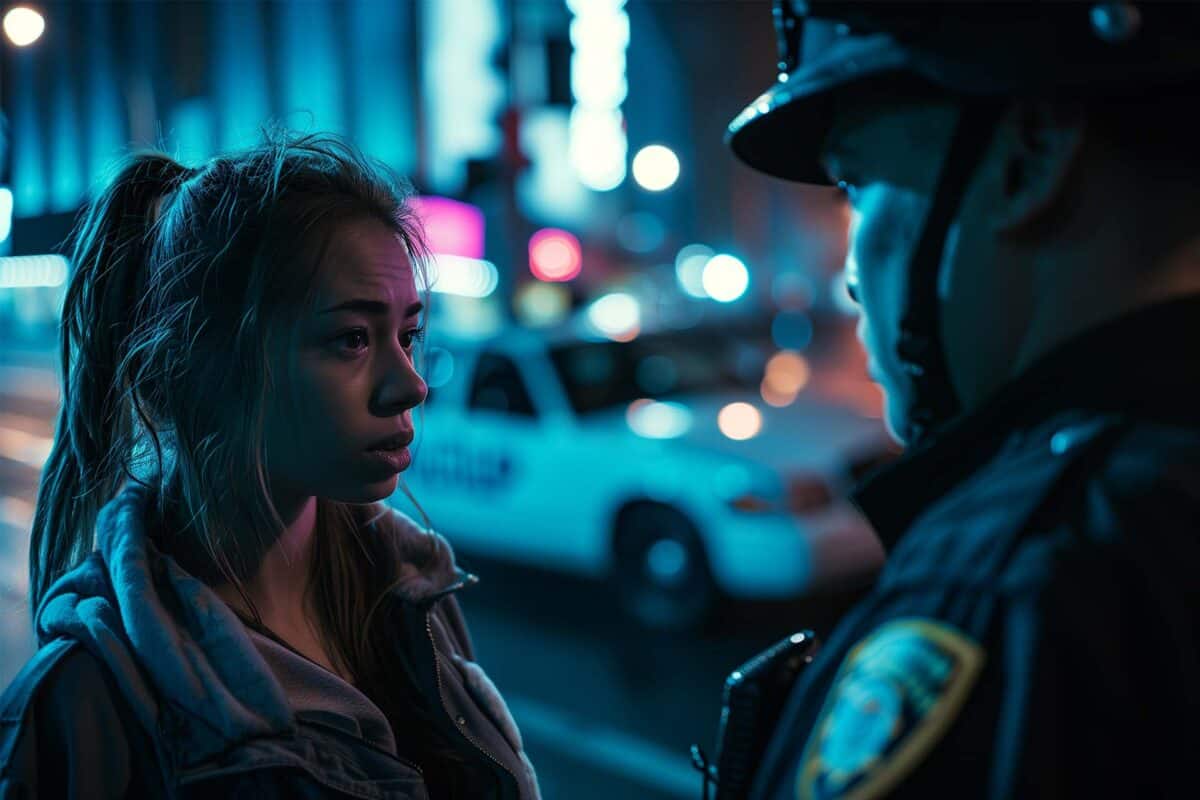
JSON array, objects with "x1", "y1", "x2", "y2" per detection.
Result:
[{"x1": 751, "y1": 293, "x2": 1200, "y2": 799}]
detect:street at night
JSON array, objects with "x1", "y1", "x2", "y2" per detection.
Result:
[{"x1": 7, "y1": 1, "x2": 1191, "y2": 797}]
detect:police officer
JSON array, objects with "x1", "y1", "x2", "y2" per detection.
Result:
[{"x1": 720, "y1": 2, "x2": 1200, "y2": 798}]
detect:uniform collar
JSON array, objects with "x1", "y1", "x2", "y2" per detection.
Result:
[{"x1": 851, "y1": 292, "x2": 1200, "y2": 550}]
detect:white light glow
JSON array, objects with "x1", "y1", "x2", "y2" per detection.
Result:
[
  {"x1": 568, "y1": 1, "x2": 629, "y2": 192},
  {"x1": 570, "y1": 48, "x2": 628, "y2": 108},
  {"x1": 632, "y1": 145, "x2": 680, "y2": 192},
  {"x1": 626, "y1": 399, "x2": 693, "y2": 439},
  {"x1": 702, "y1": 254, "x2": 750, "y2": 303},
  {"x1": 565, "y1": 0, "x2": 628, "y2": 16},
  {"x1": 569, "y1": 107, "x2": 627, "y2": 192},
  {"x1": 0, "y1": 255, "x2": 68, "y2": 289},
  {"x1": 3, "y1": 6, "x2": 44, "y2": 47},
  {"x1": 0, "y1": 189, "x2": 12, "y2": 243},
  {"x1": 587, "y1": 292, "x2": 640, "y2": 340},
  {"x1": 425, "y1": 254, "x2": 499, "y2": 298},
  {"x1": 718, "y1": 402, "x2": 763, "y2": 441},
  {"x1": 568, "y1": 10, "x2": 630, "y2": 50},
  {"x1": 422, "y1": 0, "x2": 505, "y2": 192},
  {"x1": 675, "y1": 244, "x2": 713, "y2": 298}
]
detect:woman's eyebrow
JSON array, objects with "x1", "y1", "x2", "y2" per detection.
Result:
[{"x1": 319, "y1": 299, "x2": 424, "y2": 318}]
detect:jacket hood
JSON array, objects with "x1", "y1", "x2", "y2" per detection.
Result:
[{"x1": 33, "y1": 481, "x2": 467, "y2": 766}]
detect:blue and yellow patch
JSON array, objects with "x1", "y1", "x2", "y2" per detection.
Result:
[{"x1": 795, "y1": 619, "x2": 985, "y2": 800}]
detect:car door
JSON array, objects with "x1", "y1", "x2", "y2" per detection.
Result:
[{"x1": 452, "y1": 349, "x2": 603, "y2": 570}]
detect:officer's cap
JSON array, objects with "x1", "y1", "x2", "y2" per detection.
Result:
[{"x1": 729, "y1": 1, "x2": 1200, "y2": 183}]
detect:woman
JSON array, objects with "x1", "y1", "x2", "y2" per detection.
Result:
[{"x1": 0, "y1": 132, "x2": 541, "y2": 799}]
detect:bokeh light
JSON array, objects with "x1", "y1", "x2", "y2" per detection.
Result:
[
  {"x1": 631, "y1": 144, "x2": 680, "y2": 191},
  {"x1": 587, "y1": 292, "x2": 641, "y2": 340},
  {"x1": 421, "y1": 347, "x2": 456, "y2": 389},
  {"x1": 529, "y1": 228, "x2": 583, "y2": 282},
  {"x1": 569, "y1": 108, "x2": 627, "y2": 191},
  {"x1": 0, "y1": 255, "x2": 68, "y2": 288},
  {"x1": 761, "y1": 351, "x2": 810, "y2": 407},
  {"x1": 515, "y1": 281, "x2": 572, "y2": 327},
  {"x1": 626, "y1": 399, "x2": 693, "y2": 439},
  {"x1": 410, "y1": 196, "x2": 485, "y2": 259},
  {"x1": 675, "y1": 244, "x2": 713, "y2": 298},
  {"x1": 425, "y1": 255, "x2": 499, "y2": 298},
  {"x1": 702, "y1": 254, "x2": 750, "y2": 303},
  {"x1": 3, "y1": 6, "x2": 45, "y2": 47},
  {"x1": 717, "y1": 402, "x2": 763, "y2": 441}
]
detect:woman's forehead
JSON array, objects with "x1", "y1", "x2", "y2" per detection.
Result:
[{"x1": 315, "y1": 218, "x2": 418, "y2": 303}]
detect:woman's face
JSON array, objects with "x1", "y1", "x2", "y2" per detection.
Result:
[{"x1": 263, "y1": 216, "x2": 428, "y2": 507}]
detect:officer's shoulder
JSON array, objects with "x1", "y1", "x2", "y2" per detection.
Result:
[
  {"x1": 1091, "y1": 417, "x2": 1200, "y2": 489},
  {"x1": 1013, "y1": 412, "x2": 1200, "y2": 555},
  {"x1": 1079, "y1": 417, "x2": 1200, "y2": 538},
  {"x1": 1015, "y1": 411, "x2": 1200, "y2": 513},
  {"x1": 888, "y1": 413, "x2": 1196, "y2": 586}
]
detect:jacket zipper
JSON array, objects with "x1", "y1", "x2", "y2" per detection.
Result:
[{"x1": 425, "y1": 612, "x2": 519, "y2": 789}]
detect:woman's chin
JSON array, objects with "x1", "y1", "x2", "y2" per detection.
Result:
[
  {"x1": 327, "y1": 474, "x2": 399, "y2": 504},
  {"x1": 365, "y1": 474, "x2": 400, "y2": 501}
]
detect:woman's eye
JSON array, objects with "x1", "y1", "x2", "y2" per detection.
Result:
[
  {"x1": 337, "y1": 329, "x2": 369, "y2": 352},
  {"x1": 402, "y1": 326, "x2": 427, "y2": 350}
]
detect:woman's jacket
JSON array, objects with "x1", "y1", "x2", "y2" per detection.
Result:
[{"x1": 0, "y1": 482, "x2": 541, "y2": 799}]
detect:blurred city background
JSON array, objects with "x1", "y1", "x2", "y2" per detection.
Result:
[{"x1": 0, "y1": 2, "x2": 898, "y2": 797}]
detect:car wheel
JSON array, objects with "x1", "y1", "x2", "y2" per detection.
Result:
[{"x1": 612, "y1": 504, "x2": 717, "y2": 632}]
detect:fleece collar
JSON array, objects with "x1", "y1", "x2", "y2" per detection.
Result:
[{"x1": 34, "y1": 481, "x2": 468, "y2": 767}]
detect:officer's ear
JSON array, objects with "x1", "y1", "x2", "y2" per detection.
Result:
[{"x1": 988, "y1": 99, "x2": 1087, "y2": 235}]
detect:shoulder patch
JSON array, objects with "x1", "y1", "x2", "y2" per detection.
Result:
[{"x1": 795, "y1": 619, "x2": 985, "y2": 800}]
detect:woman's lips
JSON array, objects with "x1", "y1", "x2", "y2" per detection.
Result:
[{"x1": 365, "y1": 446, "x2": 411, "y2": 473}]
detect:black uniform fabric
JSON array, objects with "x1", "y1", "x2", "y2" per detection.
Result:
[{"x1": 750, "y1": 293, "x2": 1200, "y2": 799}]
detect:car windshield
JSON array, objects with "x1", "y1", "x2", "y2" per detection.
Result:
[{"x1": 549, "y1": 327, "x2": 772, "y2": 414}]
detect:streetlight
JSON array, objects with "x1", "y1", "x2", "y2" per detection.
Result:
[
  {"x1": 632, "y1": 144, "x2": 680, "y2": 192},
  {"x1": 2, "y1": 4, "x2": 46, "y2": 255},
  {"x1": 3, "y1": 6, "x2": 44, "y2": 47}
]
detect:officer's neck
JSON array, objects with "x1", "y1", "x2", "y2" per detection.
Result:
[{"x1": 1010, "y1": 231, "x2": 1200, "y2": 390}]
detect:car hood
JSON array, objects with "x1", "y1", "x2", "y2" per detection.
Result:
[{"x1": 579, "y1": 392, "x2": 888, "y2": 475}]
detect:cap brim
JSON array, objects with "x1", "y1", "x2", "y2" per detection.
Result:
[{"x1": 726, "y1": 33, "x2": 912, "y2": 184}]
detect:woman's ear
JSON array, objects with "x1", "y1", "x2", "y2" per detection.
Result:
[{"x1": 989, "y1": 99, "x2": 1087, "y2": 235}]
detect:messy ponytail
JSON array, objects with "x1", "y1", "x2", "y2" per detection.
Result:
[
  {"x1": 29, "y1": 130, "x2": 432, "y2": 689},
  {"x1": 29, "y1": 154, "x2": 192, "y2": 620}
]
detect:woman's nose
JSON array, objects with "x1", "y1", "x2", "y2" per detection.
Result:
[{"x1": 380, "y1": 351, "x2": 428, "y2": 413}]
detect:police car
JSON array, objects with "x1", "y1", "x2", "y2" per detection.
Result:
[{"x1": 389, "y1": 318, "x2": 895, "y2": 630}]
